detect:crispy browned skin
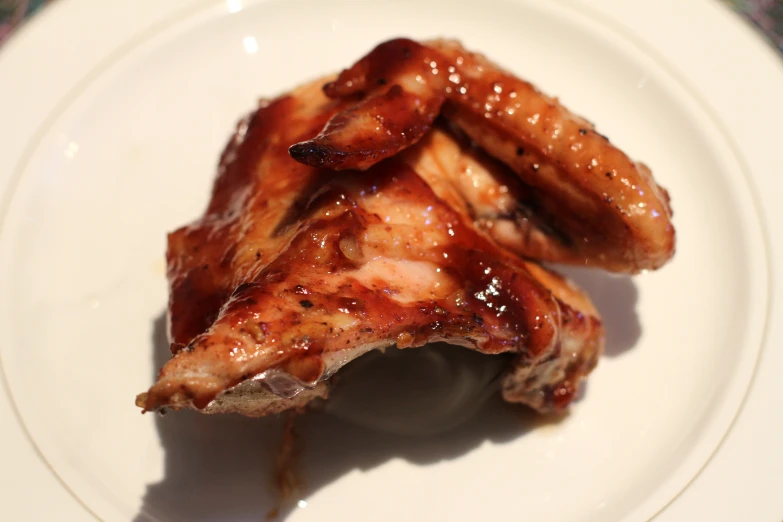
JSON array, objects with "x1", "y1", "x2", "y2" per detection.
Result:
[
  {"x1": 290, "y1": 38, "x2": 675, "y2": 273},
  {"x1": 139, "y1": 78, "x2": 603, "y2": 416},
  {"x1": 288, "y1": 84, "x2": 444, "y2": 170}
]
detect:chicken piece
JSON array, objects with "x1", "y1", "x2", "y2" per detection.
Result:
[
  {"x1": 290, "y1": 38, "x2": 675, "y2": 273},
  {"x1": 289, "y1": 40, "x2": 445, "y2": 171},
  {"x1": 287, "y1": 83, "x2": 444, "y2": 171},
  {"x1": 399, "y1": 125, "x2": 573, "y2": 261},
  {"x1": 137, "y1": 78, "x2": 603, "y2": 417}
]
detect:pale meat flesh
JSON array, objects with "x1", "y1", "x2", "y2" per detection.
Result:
[
  {"x1": 138, "y1": 77, "x2": 604, "y2": 416},
  {"x1": 290, "y1": 38, "x2": 675, "y2": 273}
]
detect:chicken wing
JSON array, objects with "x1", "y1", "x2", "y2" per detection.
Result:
[
  {"x1": 137, "y1": 78, "x2": 603, "y2": 416},
  {"x1": 290, "y1": 38, "x2": 675, "y2": 273}
]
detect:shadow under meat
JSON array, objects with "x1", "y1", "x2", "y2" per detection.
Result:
[
  {"x1": 134, "y1": 313, "x2": 548, "y2": 522},
  {"x1": 136, "y1": 266, "x2": 640, "y2": 521},
  {"x1": 135, "y1": 313, "x2": 285, "y2": 522},
  {"x1": 556, "y1": 266, "x2": 642, "y2": 357}
]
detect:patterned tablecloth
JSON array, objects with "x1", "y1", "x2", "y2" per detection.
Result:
[{"x1": 1, "y1": 0, "x2": 783, "y2": 51}]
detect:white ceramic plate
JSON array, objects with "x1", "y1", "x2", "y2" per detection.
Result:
[{"x1": 1, "y1": 0, "x2": 781, "y2": 520}]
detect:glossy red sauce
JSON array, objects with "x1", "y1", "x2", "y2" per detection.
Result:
[
  {"x1": 145, "y1": 39, "x2": 628, "y2": 414},
  {"x1": 156, "y1": 82, "x2": 573, "y2": 411}
]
